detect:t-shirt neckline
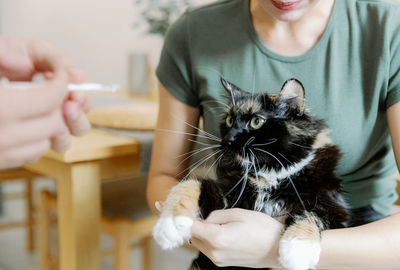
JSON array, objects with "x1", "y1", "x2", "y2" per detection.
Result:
[{"x1": 244, "y1": 0, "x2": 339, "y2": 63}]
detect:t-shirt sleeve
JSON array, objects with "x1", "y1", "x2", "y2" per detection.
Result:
[
  {"x1": 156, "y1": 12, "x2": 199, "y2": 107},
  {"x1": 385, "y1": 5, "x2": 400, "y2": 109}
]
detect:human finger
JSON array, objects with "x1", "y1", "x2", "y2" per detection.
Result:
[
  {"x1": 26, "y1": 39, "x2": 73, "y2": 74},
  {"x1": 0, "y1": 70, "x2": 69, "y2": 122},
  {"x1": 0, "y1": 37, "x2": 35, "y2": 80},
  {"x1": 191, "y1": 219, "x2": 222, "y2": 241},
  {"x1": 63, "y1": 100, "x2": 91, "y2": 136},
  {"x1": 28, "y1": 40, "x2": 87, "y2": 85},
  {"x1": 0, "y1": 139, "x2": 51, "y2": 170},
  {"x1": 51, "y1": 131, "x2": 71, "y2": 153},
  {"x1": 190, "y1": 235, "x2": 227, "y2": 267},
  {"x1": 67, "y1": 67, "x2": 87, "y2": 83},
  {"x1": 67, "y1": 91, "x2": 91, "y2": 113},
  {"x1": 40, "y1": 66, "x2": 86, "y2": 85},
  {"x1": 0, "y1": 110, "x2": 65, "y2": 150},
  {"x1": 189, "y1": 236, "x2": 206, "y2": 253},
  {"x1": 205, "y1": 208, "x2": 251, "y2": 224}
]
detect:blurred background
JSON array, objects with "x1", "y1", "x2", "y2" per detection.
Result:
[
  {"x1": 0, "y1": 1, "x2": 400, "y2": 270},
  {"x1": 0, "y1": 1, "x2": 213, "y2": 270},
  {"x1": 1, "y1": 0, "x2": 163, "y2": 87}
]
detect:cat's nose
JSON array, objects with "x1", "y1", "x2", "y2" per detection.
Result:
[
  {"x1": 223, "y1": 134, "x2": 236, "y2": 146},
  {"x1": 222, "y1": 133, "x2": 235, "y2": 145}
]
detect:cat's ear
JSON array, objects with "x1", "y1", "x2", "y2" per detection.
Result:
[
  {"x1": 220, "y1": 77, "x2": 243, "y2": 104},
  {"x1": 279, "y1": 78, "x2": 305, "y2": 115}
]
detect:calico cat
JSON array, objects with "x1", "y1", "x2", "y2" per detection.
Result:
[{"x1": 153, "y1": 78, "x2": 350, "y2": 270}]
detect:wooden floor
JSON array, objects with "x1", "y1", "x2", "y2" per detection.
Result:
[{"x1": 0, "y1": 178, "x2": 197, "y2": 270}]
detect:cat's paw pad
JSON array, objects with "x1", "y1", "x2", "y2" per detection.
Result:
[
  {"x1": 153, "y1": 215, "x2": 193, "y2": 250},
  {"x1": 278, "y1": 237, "x2": 321, "y2": 270}
]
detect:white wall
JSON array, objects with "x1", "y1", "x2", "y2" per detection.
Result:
[{"x1": 0, "y1": 0, "x2": 164, "y2": 86}]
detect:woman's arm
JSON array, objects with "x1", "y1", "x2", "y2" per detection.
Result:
[
  {"x1": 146, "y1": 82, "x2": 200, "y2": 213},
  {"x1": 317, "y1": 103, "x2": 400, "y2": 269},
  {"x1": 318, "y1": 214, "x2": 400, "y2": 269}
]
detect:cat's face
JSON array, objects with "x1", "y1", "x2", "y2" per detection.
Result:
[{"x1": 218, "y1": 78, "x2": 323, "y2": 172}]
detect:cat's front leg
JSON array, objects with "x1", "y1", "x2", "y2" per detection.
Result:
[
  {"x1": 278, "y1": 211, "x2": 325, "y2": 270},
  {"x1": 153, "y1": 179, "x2": 201, "y2": 250}
]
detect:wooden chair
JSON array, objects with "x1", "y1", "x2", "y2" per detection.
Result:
[
  {"x1": 0, "y1": 168, "x2": 41, "y2": 252},
  {"x1": 39, "y1": 174, "x2": 157, "y2": 270}
]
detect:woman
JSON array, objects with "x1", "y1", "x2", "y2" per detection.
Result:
[{"x1": 147, "y1": 0, "x2": 400, "y2": 268}]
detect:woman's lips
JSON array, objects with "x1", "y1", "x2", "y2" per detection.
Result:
[{"x1": 271, "y1": 0, "x2": 302, "y2": 10}]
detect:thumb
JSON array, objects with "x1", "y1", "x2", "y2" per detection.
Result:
[
  {"x1": 206, "y1": 208, "x2": 251, "y2": 224},
  {"x1": 191, "y1": 219, "x2": 221, "y2": 240}
]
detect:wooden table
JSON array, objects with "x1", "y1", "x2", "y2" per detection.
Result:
[{"x1": 23, "y1": 129, "x2": 141, "y2": 270}]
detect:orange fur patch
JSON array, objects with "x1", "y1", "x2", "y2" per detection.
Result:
[
  {"x1": 312, "y1": 129, "x2": 332, "y2": 149},
  {"x1": 163, "y1": 179, "x2": 201, "y2": 217},
  {"x1": 234, "y1": 99, "x2": 263, "y2": 114},
  {"x1": 283, "y1": 212, "x2": 324, "y2": 241}
]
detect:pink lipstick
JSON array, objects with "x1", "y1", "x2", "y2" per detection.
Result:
[{"x1": 271, "y1": 0, "x2": 302, "y2": 10}]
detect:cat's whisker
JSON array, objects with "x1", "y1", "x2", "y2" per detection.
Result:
[
  {"x1": 250, "y1": 149, "x2": 262, "y2": 172},
  {"x1": 177, "y1": 150, "x2": 221, "y2": 176},
  {"x1": 231, "y1": 155, "x2": 250, "y2": 208},
  {"x1": 253, "y1": 148, "x2": 284, "y2": 168},
  {"x1": 250, "y1": 151, "x2": 259, "y2": 183},
  {"x1": 204, "y1": 151, "x2": 224, "y2": 178},
  {"x1": 156, "y1": 128, "x2": 221, "y2": 143},
  {"x1": 175, "y1": 145, "x2": 220, "y2": 169},
  {"x1": 240, "y1": 137, "x2": 255, "y2": 161},
  {"x1": 277, "y1": 152, "x2": 293, "y2": 165},
  {"x1": 288, "y1": 142, "x2": 313, "y2": 149},
  {"x1": 251, "y1": 138, "x2": 277, "y2": 147},
  {"x1": 225, "y1": 169, "x2": 247, "y2": 197},
  {"x1": 203, "y1": 106, "x2": 230, "y2": 116},
  {"x1": 175, "y1": 139, "x2": 220, "y2": 158},
  {"x1": 173, "y1": 117, "x2": 221, "y2": 142},
  {"x1": 175, "y1": 143, "x2": 219, "y2": 158},
  {"x1": 254, "y1": 147, "x2": 307, "y2": 211},
  {"x1": 287, "y1": 175, "x2": 307, "y2": 210},
  {"x1": 202, "y1": 100, "x2": 231, "y2": 111},
  {"x1": 244, "y1": 136, "x2": 255, "y2": 147},
  {"x1": 188, "y1": 139, "x2": 218, "y2": 147},
  {"x1": 179, "y1": 150, "x2": 222, "y2": 180}
]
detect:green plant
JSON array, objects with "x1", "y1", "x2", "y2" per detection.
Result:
[{"x1": 134, "y1": 0, "x2": 193, "y2": 37}]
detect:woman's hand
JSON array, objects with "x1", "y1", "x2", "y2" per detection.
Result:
[
  {"x1": 0, "y1": 37, "x2": 90, "y2": 169},
  {"x1": 190, "y1": 208, "x2": 283, "y2": 268}
]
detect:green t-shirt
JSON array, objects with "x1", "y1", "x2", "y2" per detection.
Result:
[{"x1": 156, "y1": 0, "x2": 400, "y2": 215}]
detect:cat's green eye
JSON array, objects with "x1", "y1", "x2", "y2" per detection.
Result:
[
  {"x1": 226, "y1": 115, "x2": 233, "y2": 128},
  {"x1": 250, "y1": 116, "x2": 265, "y2": 130}
]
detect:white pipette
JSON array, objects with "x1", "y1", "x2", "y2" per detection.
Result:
[{"x1": 0, "y1": 77, "x2": 120, "y2": 92}]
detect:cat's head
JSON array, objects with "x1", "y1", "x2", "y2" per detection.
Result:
[{"x1": 218, "y1": 77, "x2": 328, "y2": 173}]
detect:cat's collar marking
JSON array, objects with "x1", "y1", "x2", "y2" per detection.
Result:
[{"x1": 255, "y1": 151, "x2": 316, "y2": 188}]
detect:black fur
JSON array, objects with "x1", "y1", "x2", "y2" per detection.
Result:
[{"x1": 189, "y1": 78, "x2": 350, "y2": 270}]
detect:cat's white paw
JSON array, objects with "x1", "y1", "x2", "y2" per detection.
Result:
[
  {"x1": 153, "y1": 215, "x2": 193, "y2": 250},
  {"x1": 278, "y1": 237, "x2": 321, "y2": 270}
]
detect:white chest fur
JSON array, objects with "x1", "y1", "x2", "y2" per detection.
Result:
[
  {"x1": 252, "y1": 152, "x2": 315, "y2": 221},
  {"x1": 254, "y1": 191, "x2": 287, "y2": 221}
]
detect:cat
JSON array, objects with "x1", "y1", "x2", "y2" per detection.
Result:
[{"x1": 153, "y1": 78, "x2": 350, "y2": 270}]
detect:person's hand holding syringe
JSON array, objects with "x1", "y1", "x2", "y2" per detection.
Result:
[{"x1": 0, "y1": 37, "x2": 118, "y2": 170}]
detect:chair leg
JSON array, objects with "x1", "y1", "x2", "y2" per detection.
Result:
[
  {"x1": 26, "y1": 178, "x2": 35, "y2": 252},
  {"x1": 114, "y1": 222, "x2": 131, "y2": 270},
  {"x1": 142, "y1": 236, "x2": 152, "y2": 270},
  {"x1": 39, "y1": 190, "x2": 51, "y2": 270}
]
